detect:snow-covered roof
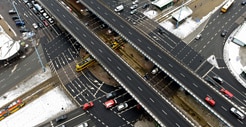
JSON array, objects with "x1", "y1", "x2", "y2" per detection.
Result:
[
  {"x1": 151, "y1": 0, "x2": 173, "y2": 8},
  {"x1": 0, "y1": 26, "x2": 20, "y2": 60},
  {"x1": 171, "y1": 6, "x2": 193, "y2": 22},
  {"x1": 232, "y1": 22, "x2": 246, "y2": 46}
]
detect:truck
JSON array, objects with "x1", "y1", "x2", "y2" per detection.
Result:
[{"x1": 114, "y1": 4, "x2": 124, "y2": 12}]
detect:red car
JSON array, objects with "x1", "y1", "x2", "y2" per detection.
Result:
[
  {"x1": 82, "y1": 101, "x2": 94, "y2": 110},
  {"x1": 205, "y1": 96, "x2": 215, "y2": 106},
  {"x1": 104, "y1": 99, "x2": 117, "y2": 109},
  {"x1": 43, "y1": 20, "x2": 49, "y2": 27},
  {"x1": 220, "y1": 88, "x2": 233, "y2": 98}
]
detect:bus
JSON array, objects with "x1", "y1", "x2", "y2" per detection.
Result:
[
  {"x1": 76, "y1": 56, "x2": 95, "y2": 72},
  {"x1": 221, "y1": 0, "x2": 234, "y2": 13}
]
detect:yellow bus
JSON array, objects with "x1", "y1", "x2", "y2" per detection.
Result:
[
  {"x1": 221, "y1": 0, "x2": 234, "y2": 13},
  {"x1": 76, "y1": 56, "x2": 95, "y2": 72}
]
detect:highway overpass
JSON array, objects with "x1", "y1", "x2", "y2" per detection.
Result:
[
  {"x1": 39, "y1": 0, "x2": 195, "y2": 126},
  {"x1": 76, "y1": 0, "x2": 245, "y2": 126}
]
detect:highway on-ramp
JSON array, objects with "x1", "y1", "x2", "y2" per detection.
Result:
[{"x1": 39, "y1": 0, "x2": 195, "y2": 126}]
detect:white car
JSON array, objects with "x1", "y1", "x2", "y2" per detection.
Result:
[
  {"x1": 32, "y1": 23, "x2": 38, "y2": 29},
  {"x1": 130, "y1": 4, "x2": 138, "y2": 10},
  {"x1": 117, "y1": 102, "x2": 128, "y2": 111},
  {"x1": 42, "y1": 12, "x2": 49, "y2": 19}
]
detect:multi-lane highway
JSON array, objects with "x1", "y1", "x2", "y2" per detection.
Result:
[
  {"x1": 76, "y1": 0, "x2": 245, "y2": 126},
  {"x1": 38, "y1": 0, "x2": 195, "y2": 126},
  {"x1": 37, "y1": 0, "x2": 246, "y2": 126}
]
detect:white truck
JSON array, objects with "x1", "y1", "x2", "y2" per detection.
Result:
[{"x1": 114, "y1": 4, "x2": 124, "y2": 12}]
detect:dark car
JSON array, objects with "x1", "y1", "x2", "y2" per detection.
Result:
[
  {"x1": 106, "y1": 91, "x2": 117, "y2": 100},
  {"x1": 242, "y1": 0, "x2": 246, "y2": 5},
  {"x1": 212, "y1": 76, "x2": 223, "y2": 84},
  {"x1": 157, "y1": 26, "x2": 165, "y2": 34},
  {"x1": 221, "y1": 30, "x2": 228, "y2": 37},
  {"x1": 19, "y1": 28, "x2": 30, "y2": 33},
  {"x1": 204, "y1": 77, "x2": 217, "y2": 86},
  {"x1": 12, "y1": 16, "x2": 20, "y2": 20},
  {"x1": 55, "y1": 115, "x2": 67, "y2": 123},
  {"x1": 142, "y1": 3, "x2": 150, "y2": 9},
  {"x1": 38, "y1": 22, "x2": 44, "y2": 28}
]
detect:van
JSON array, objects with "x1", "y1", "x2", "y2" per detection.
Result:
[
  {"x1": 114, "y1": 4, "x2": 124, "y2": 12},
  {"x1": 230, "y1": 107, "x2": 245, "y2": 120}
]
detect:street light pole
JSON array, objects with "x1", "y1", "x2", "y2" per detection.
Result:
[
  {"x1": 12, "y1": 0, "x2": 46, "y2": 72},
  {"x1": 31, "y1": 34, "x2": 46, "y2": 72},
  {"x1": 12, "y1": 1, "x2": 22, "y2": 22}
]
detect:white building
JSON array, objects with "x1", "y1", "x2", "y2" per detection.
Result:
[
  {"x1": 0, "y1": 25, "x2": 20, "y2": 61},
  {"x1": 232, "y1": 22, "x2": 246, "y2": 46}
]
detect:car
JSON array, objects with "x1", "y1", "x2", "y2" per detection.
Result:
[
  {"x1": 132, "y1": 0, "x2": 138, "y2": 5},
  {"x1": 212, "y1": 76, "x2": 223, "y2": 84},
  {"x1": 22, "y1": 0, "x2": 29, "y2": 4},
  {"x1": 104, "y1": 99, "x2": 117, "y2": 109},
  {"x1": 151, "y1": 67, "x2": 159, "y2": 74},
  {"x1": 19, "y1": 28, "x2": 29, "y2": 33},
  {"x1": 204, "y1": 77, "x2": 217, "y2": 86},
  {"x1": 242, "y1": 0, "x2": 246, "y2": 5},
  {"x1": 205, "y1": 96, "x2": 215, "y2": 106},
  {"x1": 43, "y1": 20, "x2": 49, "y2": 26},
  {"x1": 48, "y1": 18, "x2": 54, "y2": 24},
  {"x1": 142, "y1": 3, "x2": 150, "y2": 9},
  {"x1": 15, "y1": 21, "x2": 25, "y2": 26},
  {"x1": 106, "y1": 91, "x2": 117, "y2": 100},
  {"x1": 8, "y1": 9, "x2": 17, "y2": 14},
  {"x1": 130, "y1": 4, "x2": 138, "y2": 10},
  {"x1": 130, "y1": 9, "x2": 137, "y2": 15},
  {"x1": 32, "y1": 7, "x2": 38, "y2": 14},
  {"x1": 55, "y1": 115, "x2": 67, "y2": 123},
  {"x1": 230, "y1": 107, "x2": 245, "y2": 120},
  {"x1": 75, "y1": 122, "x2": 88, "y2": 127},
  {"x1": 32, "y1": 23, "x2": 38, "y2": 29},
  {"x1": 220, "y1": 88, "x2": 233, "y2": 98},
  {"x1": 82, "y1": 101, "x2": 94, "y2": 110},
  {"x1": 157, "y1": 26, "x2": 165, "y2": 34},
  {"x1": 26, "y1": 2, "x2": 33, "y2": 8},
  {"x1": 12, "y1": 16, "x2": 20, "y2": 20},
  {"x1": 117, "y1": 102, "x2": 128, "y2": 111},
  {"x1": 38, "y1": 15, "x2": 45, "y2": 21},
  {"x1": 195, "y1": 34, "x2": 201, "y2": 40},
  {"x1": 221, "y1": 30, "x2": 228, "y2": 37},
  {"x1": 114, "y1": 4, "x2": 124, "y2": 12},
  {"x1": 38, "y1": 22, "x2": 44, "y2": 28},
  {"x1": 42, "y1": 12, "x2": 49, "y2": 19}
]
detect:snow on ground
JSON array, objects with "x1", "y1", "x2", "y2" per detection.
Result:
[
  {"x1": 143, "y1": 10, "x2": 158, "y2": 19},
  {"x1": 0, "y1": 87, "x2": 77, "y2": 127},
  {"x1": 0, "y1": 67, "x2": 52, "y2": 107},
  {"x1": 0, "y1": 68, "x2": 77, "y2": 127}
]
